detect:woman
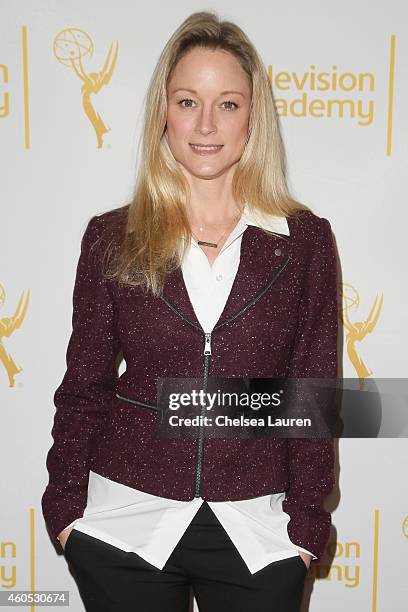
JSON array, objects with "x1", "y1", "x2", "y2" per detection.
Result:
[{"x1": 42, "y1": 10, "x2": 339, "y2": 612}]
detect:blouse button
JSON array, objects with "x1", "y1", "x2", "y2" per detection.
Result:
[
  {"x1": 274, "y1": 248, "x2": 282, "y2": 256},
  {"x1": 216, "y1": 274, "x2": 223, "y2": 281}
]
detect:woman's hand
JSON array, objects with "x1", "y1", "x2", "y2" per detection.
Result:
[
  {"x1": 58, "y1": 526, "x2": 74, "y2": 550},
  {"x1": 298, "y1": 551, "x2": 312, "y2": 569}
]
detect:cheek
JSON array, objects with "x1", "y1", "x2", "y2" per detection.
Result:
[
  {"x1": 222, "y1": 115, "x2": 249, "y2": 141},
  {"x1": 167, "y1": 111, "x2": 192, "y2": 138}
]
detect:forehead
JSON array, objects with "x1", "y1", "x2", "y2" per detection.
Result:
[{"x1": 168, "y1": 47, "x2": 250, "y2": 91}]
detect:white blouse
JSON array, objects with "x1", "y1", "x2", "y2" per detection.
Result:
[{"x1": 60, "y1": 204, "x2": 315, "y2": 574}]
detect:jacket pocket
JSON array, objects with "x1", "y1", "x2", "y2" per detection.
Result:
[{"x1": 115, "y1": 393, "x2": 162, "y2": 412}]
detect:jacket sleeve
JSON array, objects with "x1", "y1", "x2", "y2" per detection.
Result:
[
  {"x1": 41, "y1": 215, "x2": 120, "y2": 545},
  {"x1": 281, "y1": 216, "x2": 339, "y2": 564}
]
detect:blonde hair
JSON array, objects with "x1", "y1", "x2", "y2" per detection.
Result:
[{"x1": 104, "y1": 10, "x2": 308, "y2": 296}]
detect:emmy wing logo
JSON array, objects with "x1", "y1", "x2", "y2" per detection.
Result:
[
  {"x1": 339, "y1": 283, "x2": 383, "y2": 387},
  {"x1": 52, "y1": 29, "x2": 119, "y2": 148},
  {"x1": 0, "y1": 284, "x2": 30, "y2": 387},
  {"x1": 403, "y1": 516, "x2": 408, "y2": 539}
]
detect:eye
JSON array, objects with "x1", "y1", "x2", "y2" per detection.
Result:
[
  {"x1": 177, "y1": 98, "x2": 196, "y2": 108},
  {"x1": 221, "y1": 101, "x2": 239, "y2": 110},
  {"x1": 177, "y1": 99, "x2": 239, "y2": 110}
]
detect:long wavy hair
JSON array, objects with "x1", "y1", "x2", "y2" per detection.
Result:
[{"x1": 104, "y1": 10, "x2": 308, "y2": 297}]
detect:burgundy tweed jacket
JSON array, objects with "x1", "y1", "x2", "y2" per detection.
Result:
[{"x1": 41, "y1": 205, "x2": 339, "y2": 563}]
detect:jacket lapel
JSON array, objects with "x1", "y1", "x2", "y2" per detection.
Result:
[
  {"x1": 212, "y1": 225, "x2": 290, "y2": 329},
  {"x1": 160, "y1": 264, "x2": 202, "y2": 331},
  {"x1": 160, "y1": 225, "x2": 291, "y2": 332}
]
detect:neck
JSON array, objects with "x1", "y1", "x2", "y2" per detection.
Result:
[{"x1": 181, "y1": 164, "x2": 243, "y2": 226}]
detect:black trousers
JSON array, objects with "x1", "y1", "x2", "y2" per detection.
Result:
[{"x1": 64, "y1": 500, "x2": 308, "y2": 612}]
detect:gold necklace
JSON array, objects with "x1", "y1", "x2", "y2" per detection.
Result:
[{"x1": 191, "y1": 213, "x2": 241, "y2": 249}]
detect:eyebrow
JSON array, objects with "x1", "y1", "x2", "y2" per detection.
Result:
[{"x1": 170, "y1": 88, "x2": 246, "y2": 97}]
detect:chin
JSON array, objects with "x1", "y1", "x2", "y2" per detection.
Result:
[
  {"x1": 176, "y1": 156, "x2": 234, "y2": 180},
  {"x1": 189, "y1": 158, "x2": 232, "y2": 176},
  {"x1": 189, "y1": 167, "x2": 226, "y2": 180}
]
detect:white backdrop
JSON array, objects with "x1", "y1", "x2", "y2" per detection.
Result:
[{"x1": 1, "y1": 1, "x2": 407, "y2": 610}]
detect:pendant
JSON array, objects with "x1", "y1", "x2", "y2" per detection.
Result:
[{"x1": 197, "y1": 240, "x2": 218, "y2": 248}]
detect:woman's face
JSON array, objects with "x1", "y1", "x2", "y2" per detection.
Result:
[{"x1": 166, "y1": 47, "x2": 251, "y2": 180}]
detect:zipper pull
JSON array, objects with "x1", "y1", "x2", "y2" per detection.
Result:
[{"x1": 204, "y1": 332, "x2": 212, "y2": 355}]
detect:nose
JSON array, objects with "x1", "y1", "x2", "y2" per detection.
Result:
[{"x1": 195, "y1": 105, "x2": 217, "y2": 136}]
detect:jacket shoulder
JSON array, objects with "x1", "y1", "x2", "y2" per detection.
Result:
[
  {"x1": 83, "y1": 204, "x2": 129, "y2": 249},
  {"x1": 77, "y1": 205, "x2": 129, "y2": 279},
  {"x1": 90, "y1": 204, "x2": 129, "y2": 236},
  {"x1": 286, "y1": 209, "x2": 336, "y2": 272},
  {"x1": 287, "y1": 208, "x2": 333, "y2": 241}
]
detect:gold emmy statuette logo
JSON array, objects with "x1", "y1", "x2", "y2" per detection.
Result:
[
  {"x1": 0, "y1": 284, "x2": 30, "y2": 387},
  {"x1": 402, "y1": 516, "x2": 408, "y2": 538},
  {"x1": 339, "y1": 283, "x2": 383, "y2": 388},
  {"x1": 52, "y1": 29, "x2": 118, "y2": 148}
]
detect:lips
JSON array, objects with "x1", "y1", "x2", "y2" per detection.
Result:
[
  {"x1": 189, "y1": 143, "x2": 224, "y2": 155},
  {"x1": 189, "y1": 143, "x2": 223, "y2": 147}
]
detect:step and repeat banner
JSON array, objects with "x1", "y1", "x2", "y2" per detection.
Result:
[{"x1": 1, "y1": 1, "x2": 407, "y2": 611}]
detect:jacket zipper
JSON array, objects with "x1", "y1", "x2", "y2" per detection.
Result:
[
  {"x1": 194, "y1": 332, "x2": 212, "y2": 496},
  {"x1": 161, "y1": 254, "x2": 290, "y2": 498}
]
